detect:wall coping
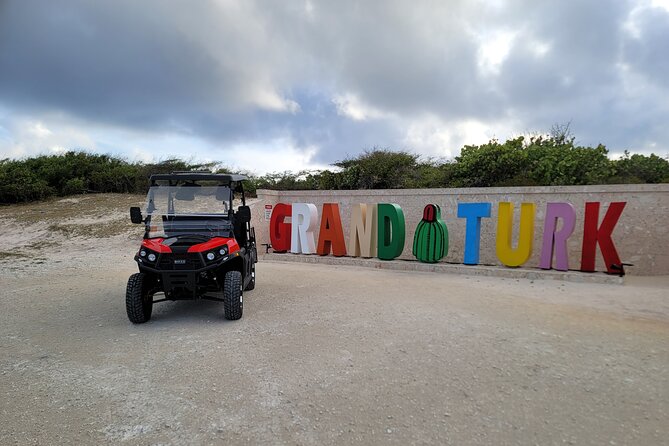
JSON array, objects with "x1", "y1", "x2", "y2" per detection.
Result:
[{"x1": 257, "y1": 184, "x2": 669, "y2": 197}]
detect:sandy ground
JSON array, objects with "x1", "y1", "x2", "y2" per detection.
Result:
[{"x1": 1, "y1": 195, "x2": 668, "y2": 445}]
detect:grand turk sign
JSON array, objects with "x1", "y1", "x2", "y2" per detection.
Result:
[{"x1": 269, "y1": 201, "x2": 627, "y2": 274}]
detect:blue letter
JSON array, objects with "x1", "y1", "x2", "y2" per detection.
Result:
[{"x1": 457, "y1": 202, "x2": 492, "y2": 265}]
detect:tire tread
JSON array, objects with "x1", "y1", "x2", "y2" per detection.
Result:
[
  {"x1": 126, "y1": 273, "x2": 152, "y2": 323},
  {"x1": 223, "y1": 270, "x2": 243, "y2": 320}
]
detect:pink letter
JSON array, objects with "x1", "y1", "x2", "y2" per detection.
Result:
[{"x1": 539, "y1": 202, "x2": 576, "y2": 271}]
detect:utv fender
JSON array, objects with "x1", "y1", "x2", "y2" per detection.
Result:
[{"x1": 223, "y1": 255, "x2": 244, "y2": 274}]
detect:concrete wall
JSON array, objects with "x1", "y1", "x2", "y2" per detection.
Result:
[{"x1": 252, "y1": 185, "x2": 669, "y2": 276}]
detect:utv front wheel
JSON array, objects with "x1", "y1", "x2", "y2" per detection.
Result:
[
  {"x1": 126, "y1": 273, "x2": 153, "y2": 323},
  {"x1": 223, "y1": 270, "x2": 243, "y2": 320}
]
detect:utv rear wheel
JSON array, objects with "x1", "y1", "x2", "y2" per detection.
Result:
[
  {"x1": 126, "y1": 273, "x2": 153, "y2": 323},
  {"x1": 245, "y1": 264, "x2": 256, "y2": 291},
  {"x1": 223, "y1": 270, "x2": 243, "y2": 320}
]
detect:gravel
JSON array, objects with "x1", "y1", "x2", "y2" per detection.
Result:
[{"x1": 1, "y1": 196, "x2": 668, "y2": 445}]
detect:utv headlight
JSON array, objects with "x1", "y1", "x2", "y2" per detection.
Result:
[
  {"x1": 219, "y1": 246, "x2": 227, "y2": 256},
  {"x1": 206, "y1": 252, "x2": 216, "y2": 261},
  {"x1": 147, "y1": 253, "x2": 157, "y2": 262},
  {"x1": 140, "y1": 250, "x2": 147, "y2": 257}
]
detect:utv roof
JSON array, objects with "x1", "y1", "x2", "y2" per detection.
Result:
[{"x1": 149, "y1": 171, "x2": 248, "y2": 183}]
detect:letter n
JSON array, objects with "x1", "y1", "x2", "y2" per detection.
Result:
[{"x1": 349, "y1": 204, "x2": 377, "y2": 258}]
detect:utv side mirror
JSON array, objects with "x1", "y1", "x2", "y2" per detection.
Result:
[{"x1": 130, "y1": 207, "x2": 143, "y2": 224}]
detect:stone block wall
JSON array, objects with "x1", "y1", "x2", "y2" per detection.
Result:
[{"x1": 252, "y1": 185, "x2": 669, "y2": 276}]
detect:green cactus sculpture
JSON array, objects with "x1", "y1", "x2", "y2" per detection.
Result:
[{"x1": 412, "y1": 204, "x2": 448, "y2": 263}]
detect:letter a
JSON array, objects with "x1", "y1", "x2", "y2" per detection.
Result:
[{"x1": 317, "y1": 203, "x2": 347, "y2": 256}]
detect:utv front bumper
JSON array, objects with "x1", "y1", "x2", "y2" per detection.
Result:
[{"x1": 135, "y1": 250, "x2": 243, "y2": 298}]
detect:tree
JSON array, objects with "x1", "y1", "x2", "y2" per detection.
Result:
[
  {"x1": 452, "y1": 137, "x2": 528, "y2": 187},
  {"x1": 333, "y1": 148, "x2": 422, "y2": 189},
  {"x1": 612, "y1": 151, "x2": 669, "y2": 183},
  {"x1": 524, "y1": 136, "x2": 612, "y2": 185}
]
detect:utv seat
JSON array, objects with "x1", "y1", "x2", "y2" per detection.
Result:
[{"x1": 234, "y1": 206, "x2": 251, "y2": 246}]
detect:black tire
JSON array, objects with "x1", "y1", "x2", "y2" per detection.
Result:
[
  {"x1": 245, "y1": 264, "x2": 256, "y2": 291},
  {"x1": 126, "y1": 273, "x2": 153, "y2": 323},
  {"x1": 223, "y1": 270, "x2": 243, "y2": 320}
]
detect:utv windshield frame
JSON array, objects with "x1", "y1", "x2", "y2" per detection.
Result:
[
  {"x1": 144, "y1": 185, "x2": 233, "y2": 218},
  {"x1": 143, "y1": 172, "x2": 248, "y2": 239}
]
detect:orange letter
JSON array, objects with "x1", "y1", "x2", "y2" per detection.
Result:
[{"x1": 317, "y1": 203, "x2": 347, "y2": 256}]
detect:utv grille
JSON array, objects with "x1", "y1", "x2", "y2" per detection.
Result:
[{"x1": 158, "y1": 254, "x2": 204, "y2": 270}]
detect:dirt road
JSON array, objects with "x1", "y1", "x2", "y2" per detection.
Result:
[{"x1": 1, "y1": 196, "x2": 668, "y2": 445}]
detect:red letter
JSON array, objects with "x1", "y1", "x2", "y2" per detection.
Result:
[
  {"x1": 316, "y1": 203, "x2": 347, "y2": 256},
  {"x1": 269, "y1": 203, "x2": 292, "y2": 252},
  {"x1": 580, "y1": 202, "x2": 626, "y2": 274}
]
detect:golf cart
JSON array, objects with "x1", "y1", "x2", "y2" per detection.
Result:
[{"x1": 126, "y1": 171, "x2": 258, "y2": 323}]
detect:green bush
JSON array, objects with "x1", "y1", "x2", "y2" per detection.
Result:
[
  {"x1": 611, "y1": 152, "x2": 669, "y2": 183},
  {"x1": 62, "y1": 177, "x2": 86, "y2": 195},
  {"x1": 333, "y1": 149, "x2": 421, "y2": 189},
  {"x1": 1, "y1": 134, "x2": 667, "y2": 204},
  {"x1": 452, "y1": 137, "x2": 527, "y2": 187}
]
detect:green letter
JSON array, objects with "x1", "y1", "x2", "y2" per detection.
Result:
[{"x1": 377, "y1": 203, "x2": 405, "y2": 260}]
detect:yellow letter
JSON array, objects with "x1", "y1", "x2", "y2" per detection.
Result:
[
  {"x1": 349, "y1": 204, "x2": 377, "y2": 258},
  {"x1": 496, "y1": 202, "x2": 535, "y2": 267}
]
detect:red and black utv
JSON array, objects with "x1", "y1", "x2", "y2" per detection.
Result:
[{"x1": 126, "y1": 171, "x2": 257, "y2": 323}]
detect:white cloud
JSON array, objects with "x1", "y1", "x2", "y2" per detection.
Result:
[
  {"x1": 651, "y1": 0, "x2": 669, "y2": 12},
  {"x1": 225, "y1": 139, "x2": 328, "y2": 175},
  {"x1": 529, "y1": 40, "x2": 551, "y2": 58},
  {"x1": 49, "y1": 145, "x2": 67, "y2": 154},
  {"x1": 403, "y1": 115, "x2": 507, "y2": 159},
  {"x1": 623, "y1": 2, "x2": 648, "y2": 39},
  {"x1": 0, "y1": 113, "x2": 331, "y2": 175},
  {"x1": 332, "y1": 93, "x2": 389, "y2": 121},
  {"x1": 0, "y1": 116, "x2": 97, "y2": 158},
  {"x1": 475, "y1": 29, "x2": 517, "y2": 76},
  {"x1": 623, "y1": 0, "x2": 668, "y2": 40},
  {"x1": 1, "y1": 0, "x2": 668, "y2": 167},
  {"x1": 250, "y1": 88, "x2": 301, "y2": 114},
  {"x1": 29, "y1": 121, "x2": 52, "y2": 138},
  {"x1": 127, "y1": 147, "x2": 154, "y2": 163}
]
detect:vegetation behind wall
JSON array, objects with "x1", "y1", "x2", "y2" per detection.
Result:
[{"x1": 2, "y1": 133, "x2": 668, "y2": 203}]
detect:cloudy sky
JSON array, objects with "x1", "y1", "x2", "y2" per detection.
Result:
[{"x1": 1, "y1": 0, "x2": 668, "y2": 174}]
